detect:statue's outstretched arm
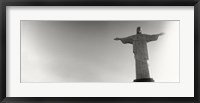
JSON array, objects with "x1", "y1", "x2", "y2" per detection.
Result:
[
  {"x1": 114, "y1": 37, "x2": 121, "y2": 40},
  {"x1": 114, "y1": 35, "x2": 135, "y2": 44},
  {"x1": 145, "y1": 32, "x2": 164, "y2": 42}
]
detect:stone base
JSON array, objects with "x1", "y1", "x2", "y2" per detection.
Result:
[{"x1": 133, "y1": 78, "x2": 154, "y2": 82}]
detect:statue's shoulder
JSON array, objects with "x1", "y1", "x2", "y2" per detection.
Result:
[
  {"x1": 141, "y1": 34, "x2": 150, "y2": 36},
  {"x1": 126, "y1": 34, "x2": 135, "y2": 38},
  {"x1": 141, "y1": 34, "x2": 154, "y2": 37},
  {"x1": 129, "y1": 34, "x2": 137, "y2": 38}
]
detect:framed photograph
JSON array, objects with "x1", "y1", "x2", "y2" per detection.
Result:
[{"x1": 0, "y1": 0, "x2": 199, "y2": 103}]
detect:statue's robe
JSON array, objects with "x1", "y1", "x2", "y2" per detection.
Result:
[{"x1": 120, "y1": 34, "x2": 160, "y2": 79}]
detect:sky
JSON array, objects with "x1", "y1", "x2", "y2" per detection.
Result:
[{"x1": 21, "y1": 20, "x2": 179, "y2": 82}]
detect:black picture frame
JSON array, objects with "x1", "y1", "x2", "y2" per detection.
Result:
[{"x1": 0, "y1": 0, "x2": 199, "y2": 103}]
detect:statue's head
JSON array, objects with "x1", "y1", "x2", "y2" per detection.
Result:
[{"x1": 137, "y1": 26, "x2": 142, "y2": 34}]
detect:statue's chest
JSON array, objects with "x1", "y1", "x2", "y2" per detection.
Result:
[
  {"x1": 136, "y1": 35, "x2": 146, "y2": 41},
  {"x1": 134, "y1": 35, "x2": 147, "y2": 48}
]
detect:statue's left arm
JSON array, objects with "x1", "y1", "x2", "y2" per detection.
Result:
[{"x1": 145, "y1": 33, "x2": 164, "y2": 42}]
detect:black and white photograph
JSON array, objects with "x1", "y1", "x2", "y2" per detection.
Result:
[
  {"x1": 1, "y1": 1, "x2": 197, "y2": 102},
  {"x1": 21, "y1": 20, "x2": 179, "y2": 83}
]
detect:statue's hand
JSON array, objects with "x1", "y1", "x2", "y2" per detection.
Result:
[
  {"x1": 114, "y1": 37, "x2": 120, "y2": 40},
  {"x1": 159, "y1": 32, "x2": 164, "y2": 36}
]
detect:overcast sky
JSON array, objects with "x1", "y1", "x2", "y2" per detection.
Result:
[{"x1": 21, "y1": 20, "x2": 179, "y2": 83}]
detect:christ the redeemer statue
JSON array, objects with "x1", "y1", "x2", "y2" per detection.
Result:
[{"x1": 114, "y1": 27, "x2": 164, "y2": 82}]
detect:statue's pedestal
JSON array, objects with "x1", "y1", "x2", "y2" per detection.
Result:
[{"x1": 133, "y1": 78, "x2": 154, "y2": 82}]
